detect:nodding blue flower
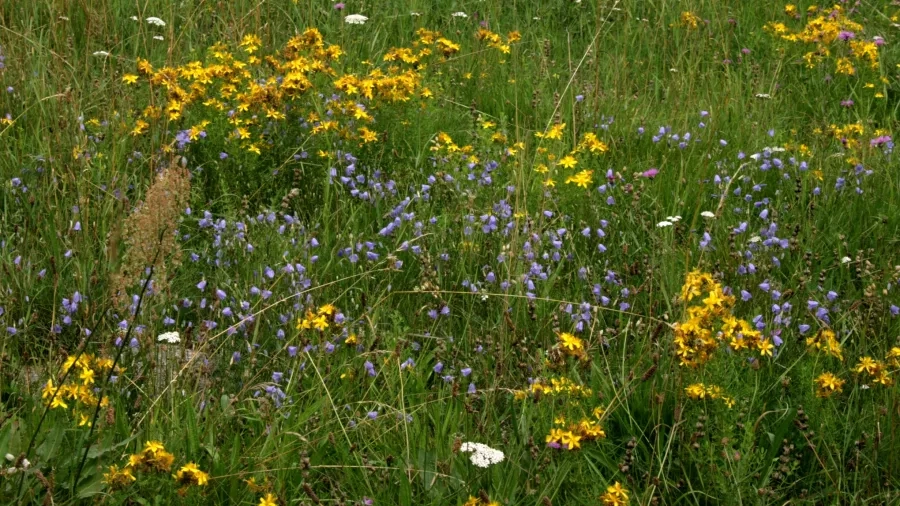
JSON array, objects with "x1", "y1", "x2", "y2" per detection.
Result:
[
  {"x1": 798, "y1": 324, "x2": 810, "y2": 334},
  {"x1": 215, "y1": 289, "x2": 227, "y2": 300},
  {"x1": 367, "y1": 411, "x2": 378, "y2": 420},
  {"x1": 461, "y1": 367, "x2": 472, "y2": 377},
  {"x1": 826, "y1": 291, "x2": 838, "y2": 302},
  {"x1": 364, "y1": 361, "x2": 376, "y2": 377},
  {"x1": 433, "y1": 362, "x2": 444, "y2": 374},
  {"x1": 7, "y1": 327, "x2": 17, "y2": 335},
  {"x1": 232, "y1": 351, "x2": 241, "y2": 363},
  {"x1": 740, "y1": 290, "x2": 752, "y2": 301},
  {"x1": 891, "y1": 305, "x2": 900, "y2": 317},
  {"x1": 807, "y1": 300, "x2": 819, "y2": 311},
  {"x1": 272, "y1": 372, "x2": 283, "y2": 383},
  {"x1": 324, "y1": 342, "x2": 335, "y2": 353},
  {"x1": 115, "y1": 337, "x2": 123, "y2": 347},
  {"x1": 758, "y1": 281, "x2": 770, "y2": 292},
  {"x1": 129, "y1": 338, "x2": 139, "y2": 349},
  {"x1": 467, "y1": 383, "x2": 477, "y2": 394},
  {"x1": 288, "y1": 346, "x2": 298, "y2": 357}
]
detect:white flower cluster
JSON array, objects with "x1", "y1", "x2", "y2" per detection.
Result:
[
  {"x1": 657, "y1": 215, "x2": 682, "y2": 228},
  {"x1": 145, "y1": 17, "x2": 166, "y2": 27},
  {"x1": 749, "y1": 147, "x2": 786, "y2": 161},
  {"x1": 459, "y1": 442, "x2": 504, "y2": 468},
  {"x1": 344, "y1": 14, "x2": 368, "y2": 25},
  {"x1": 5, "y1": 453, "x2": 30, "y2": 475},
  {"x1": 451, "y1": 12, "x2": 468, "y2": 18},
  {"x1": 157, "y1": 331, "x2": 181, "y2": 344},
  {"x1": 700, "y1": 211, "x2": 716, "y2": 219}
]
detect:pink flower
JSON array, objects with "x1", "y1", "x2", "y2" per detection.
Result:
[
  {"x1": 642, "y1": 168, "x2": 659, "y2": 179},
  {"x1": 334, "y1": 2, "x2": 345, "y2": 10}
]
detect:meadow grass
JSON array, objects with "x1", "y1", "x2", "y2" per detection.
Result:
[{"x1": 2, "y1": 0, "x2": 900, "y2": 504}]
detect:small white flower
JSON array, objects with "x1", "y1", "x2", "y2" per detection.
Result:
[
  {"x1": 749, "y1": 236, "x2": 761, "y2": 243},
  {"x1": 452, "y1": 11, "x2": 468, "y2": 18},
  {"x1": 410, "y1": 12, "x2": 421, "y2": 16},
  {"x1": 755, "y1": 93, "x2": 772, "y2": 99},
  {"x1": 130, "y1": 16, "x2": 139, "y2": 21},
  {"x1": 666, "y1": 215, "x2": 682, "y2": 222},
  {"x1": 21, "y1": 459, "x2": 30, "y2": 469},
  {"x1": 656, "y1": 221, "x2": 673, "y2": 228},
  {"x1": 145, "y1": 16, "x2": 166, "y2": 27},
  {"x1": 4, "y1": 454, "x2": 13, "y2": 462},
  {"x1": 58, "y1": 16, "x2": 69, "y2": 21},
  {"x1": 861, "y1": 384, "x2": 870, "y2": 390},
  {"x1": 841, "y1": 256, "x2": 852, "y2": 264},
  {"x1": 6, "y1": 467, "x2": 16, "y2": 475},
  {"x1": 157, "y1": 331, "x2": 181, "y2": 344},
  {"x1": 93, "y1": 51, "x2": 110, "y2": 57},
  {"x1": 669, "y1": 68, "x2": 678, "y2": 73},
  {"x1": 460, "y1": 442, "x2": 504, "y2": 468},
  {"x1": 153, "y1": 35, "x2": 164, "y2": 41},
  {"x1": 701, "y1": 211, "x2": 716, "y2": 219},
  {"x1": 344, "y1": 14, "x2": 368, "y2": 25}
]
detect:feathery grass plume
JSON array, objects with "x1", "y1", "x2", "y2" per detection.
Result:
[{"x1": 111, "y1": 162, "x2": 190, "y2": 310}]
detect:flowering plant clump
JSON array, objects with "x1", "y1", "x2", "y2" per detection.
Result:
[
  {"x1": 41, "y1": 354, "x2": 122, "y2": 427},
  {"x1": 684, "y1": 383, "x2": 736, "y2": 408},
  {"x1": 104, "y1": 441, "x2": 207, "y2": 495}
]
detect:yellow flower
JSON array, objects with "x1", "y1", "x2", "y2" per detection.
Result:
[
  {"x1": 122, "y1": 74, "x2": 139, "y2": 84},
  {"x1": 814, "y1": 372, "x2": 844, "y2": 397},
  {"x1": 757, "y1": 339, "x2": 774, "y2": 357},
  {"x1": 558, "y1": 333, "x2": 585, "y2": 356},
  {"x1": 854, "y1": 356, "x2": 879, "y2": 376},
  {"x1": 259, "y1": 493, "x2": 278, "y2": 506},
  {"x1": 143, "y1": 441, "x2": 166, "y2": 455},
  {"x1": 359, "y1": 127, "x2": 378, "y2": 144},
  {"x1": 560, "y1": 430, "x2": 582, "y2": 450},
  {"x1": 558, "y1": 155, "x2": 577, "y2": 169},
  {"x1": 565, "y1": 170, "x2": 593, "y2": 189},
  {"x1": 600, "y1": 481, "x2": 629, "y2": 505}
]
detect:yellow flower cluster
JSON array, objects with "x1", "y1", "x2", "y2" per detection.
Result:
[
  {"x1": 534, "y1": 123, "x2": 609, "y2": 189},
  {"x1": 805, "y1": 328, "x2": 843, "y2": 360},
  {"x1": 125, "y1": 27, "x2": 472, "y2": 154},
  {"x1": 475, "y1": 28, "x2": 521, "y2": 55},
  {"x1": 680, "y1": 11, "x2": 702, "y2": 30},
  {"x1": 765, "y1": 5, "x2": 880, "y2": 75},
  {"x1": 853, "y1": 356, "x2": 893, "y2": 387},
  {"x1": 673, "y1": 271, "x2": 776, "y2": 368},
  {"x1": 174, "y1": 461, "x2": 211, "y2": 488},
  {"x1": 513, "y1": 376, "x2": 593, "y2": 400},
  {"x1": 462, "y1": 496, "x2": 500, "y2": 506},
  {"x1": 600, "y1": 482, "x2": 630, "y2": 506},
  {"x1": 817, "y1": 122, "x2": 891, "y2": 154},
  {"x1": 42, "y1": 354, "x2": 121, "y2": 426},
  {"x1": 814, "y1": 372, "x2": 845, "y2": 398},
  {"x1": 545, "y1": 411, "x2": 606, "y2": 451},
  {"x1": 296, "y1": 303, "x2": 338, "y2": 332},
  {"x1": 105, "y1": 441, "x2": 207, "y2": 492},
  {"x1": 684, "y1": 383, "x2": 736, "y2": 408},
  {"x1": 887, "y1": 347, "x2": 900, "y2": 368}
]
